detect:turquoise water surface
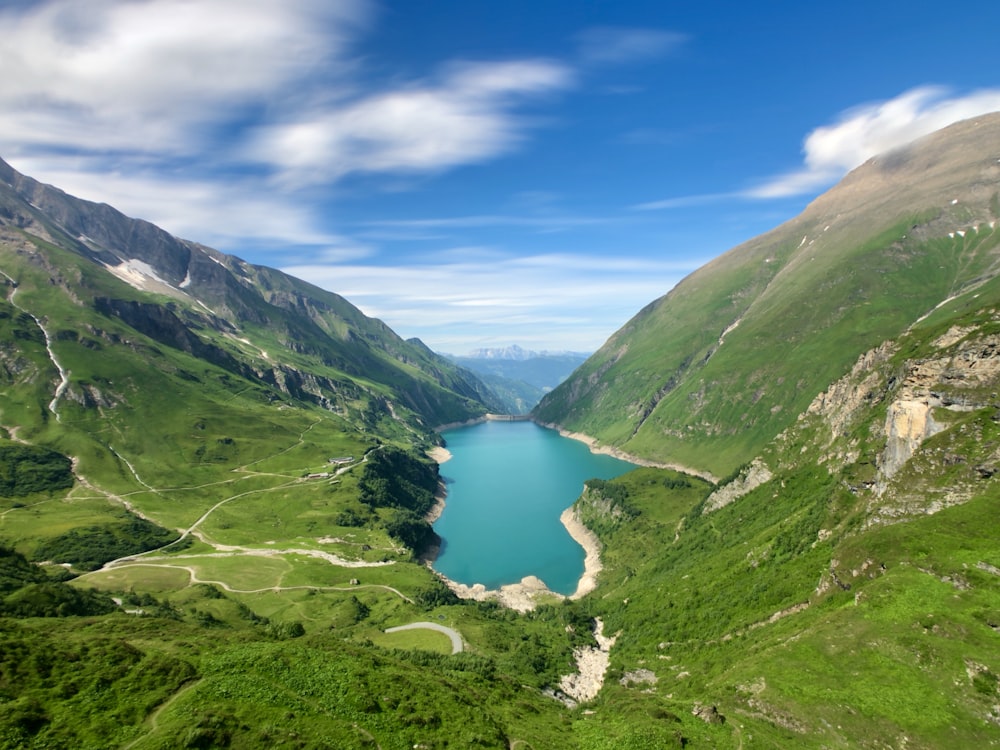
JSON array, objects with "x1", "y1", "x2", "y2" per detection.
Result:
[{"x1": 432, "y1": 420, "x2": 635, "y2": 595}]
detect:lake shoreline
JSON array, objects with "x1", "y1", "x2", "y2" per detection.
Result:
[
  {"x1": 425, "y1": 445, "x2": 452, "y2": 526},
  {"x1": 534, "y1": 419, "x2": 719, "y2": 484}
]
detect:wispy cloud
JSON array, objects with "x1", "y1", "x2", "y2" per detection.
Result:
[
  {"x1": 0, "y1": 0, "x2": 366, "y2": 157},
  {"x1": 576, "y1": 27, "x2": 688, "y2": 65},
  {"x1": 360, "y1": 213, "x2": 612, "y2": 231},
  {"x1": 633, "y1": 192, "x2": 739, "y2": 212},
  {"x1": 283, "y1": 252, "x2": 700, "y2": 353},
  {"x1": 11, "y1": 156, "x2": 344, "y2": 249},
  {"x1": 246, "y1": 59, "x2": 573, "y2": 187},
  {"x1": 636, "y1": 86, "x2": 1000, "y2": 209},
  {"x1": 0, "y1": 0, "x2": 572, "y2": 247},
  {"x1": 746, "y1": 86, "x2": 1000, "y2": 198}
]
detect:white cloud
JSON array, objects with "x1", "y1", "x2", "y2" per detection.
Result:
[
  {"x1": 248, "y1": 59, "x2": 573, "y2": 187},
  {"x1": 0, "y1": 0, "x2": 574, "y2": 249},
  {"x1": 283, "y1": 252, "x2": 698, "y2": 353},
  {"x1": 746, "y1": 86, "x2": 1000, "y2": 198},
  {"x1": 635, "y1": 86, "x2": 1000, "y2": 210},
  {"x1": 361, "y1": 213, "x2": 609, "y2": 231},
  {"x1": 633, "y1": 192, "x2": 738, "y2": 211},
  {"x1": 0, "y1": 0, "x2": 365, "y2": 156},
  {"x1": 10, "y1": 155, "x2": 350, "y2": 250},
  {"x1": 576, "y1": 27, "x2": 687, "y2": 65}
]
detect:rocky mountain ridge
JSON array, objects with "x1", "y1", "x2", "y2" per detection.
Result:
[{"x1": 0, "y1": 156, "x2": 498, "y2": 433}]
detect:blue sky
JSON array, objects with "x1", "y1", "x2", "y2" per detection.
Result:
[{"x1": 4, "y1": 0, "x2": 1000, "y2": 353}]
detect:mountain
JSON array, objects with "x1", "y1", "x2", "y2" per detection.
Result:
[
  {"x1": 466, "y1": 344, "x2": 537, "y2": 360},
  {"x1": 448, "y1": 347, "x2": 588, "y2": 412},
  {"x1": 535, "y1": 113, "x2": 1000, "y2": 478},
  {"x1": 464, "y1": 344, "x2": 588, "y2": 361},
  {"x1": 0, "y1": 155, "x2": 496, "y2": 445}
]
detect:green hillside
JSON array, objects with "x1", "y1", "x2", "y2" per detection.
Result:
[{"x1": 535, "y1": 114, "x2": 1000, "y2": 477}]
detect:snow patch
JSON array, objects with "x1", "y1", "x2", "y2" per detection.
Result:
[
  {"x1": 195, "y1": 299, "x2": 217, "y2": 316},
  {"x1": 104, "y1": 259, "x2": 172, "y2": 292},
  {"x1": 179, "y1": 271, "x2": 192, "y2": 289}
]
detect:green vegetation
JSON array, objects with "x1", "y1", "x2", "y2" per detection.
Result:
[
  {"x1": 0, "y1": 546, "x2": 115, "y2": 618},
  {"x1": 31, "y1": 511, "x2": 180, "y2": 571},
  {"x1": 359, "y1": 446, "x2": 441, "y2": 553},
  {"x1": 575, "y1": 477, "x2": 638, "y2": 535},
  {"x1": 0, "y1": 443, "x2": 73, "y2": 497}
]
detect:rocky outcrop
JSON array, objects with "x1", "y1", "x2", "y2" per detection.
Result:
[
  {"x1": 692, "y1": 703, "x2": 725, "y2": 725},
  {"x1": 806, "y1": 341, "x2": 897, "y2": 443},
  {"x1": 702, "y1": 458, "x2": 773, "y2": 514},
  {"x1": 875, "y1": 328, "x2": 1000, "y2": 492},
  {"x1": 557, "y1": 618, "x2": 617, "y2": 705}
]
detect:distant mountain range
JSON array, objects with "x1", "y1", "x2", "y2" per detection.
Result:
[
  {"x1": 461, "y1": 344, "x2": 590, "y2": 361},
  {"x1": 445, "y1": 347, "x2": 588, "y2": 413}
]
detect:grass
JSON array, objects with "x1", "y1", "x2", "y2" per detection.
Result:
[
  {"x1": 76, "y1": 565, "x2": 192, "y2": 593},
  {"x1": 371, "y1": 627, "x2": 455, "y2": 654}
]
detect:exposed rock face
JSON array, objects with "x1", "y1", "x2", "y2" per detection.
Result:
[
  {"x1": 879, "y1": 398, "x2": 943, "y2": 483},
  {"x1": 620, "y1": 668, "x2": 658, "y2": 687},
  {"x1": 692, "y1": 702, "x2": 725, "y2": 724},
  {"x1": 806, "y1": 341, "x2": 897, "y2": 443},
  {"x1": 557, "y1": 618, "x2": 617, "y2": 705},
  {"x1": 774, "y1": 314, "x2": 1000, "y2": 530},
  {"x1": 875, "y1": 329, "x2": 1000, "y2": 493},
  {"x1": 702, "y1": 457, "x2": 773, "y2": 514}
]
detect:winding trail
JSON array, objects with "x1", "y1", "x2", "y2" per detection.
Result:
[
  {"x1": 384, "y1": 621, "x2": 464, "y2": 654},
  {"x1": 79, "y1": 562, "x2": 415, "y2": 602},
  {"x1": 121, "y1": 679, "x2": 202, "y2": 750}
]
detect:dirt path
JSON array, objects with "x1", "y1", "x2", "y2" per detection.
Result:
[
  {"x1": 121, "y1": 679, "x2": 202, "y2": 750},
  {"x1": 82, "y1": 561, "x2": 415, "y2": 602},
  {"x1": 384, "y1": 621, "x2": 464, "y2": 654}
]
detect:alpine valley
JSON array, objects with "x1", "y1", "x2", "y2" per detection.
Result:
[{"x1": 2, "y1": 114, "x2": 1000, "y2": 749}]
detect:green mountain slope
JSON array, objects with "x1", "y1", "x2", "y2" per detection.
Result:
[
  {"x1": 0, "y1": 155, "x2": 496, "y2": 439},
  {"x1": 569, "y1": 271, "x2": 1000, "y2": 747},
  {"x1": 535, "y1": 113, "x2": 1000, "y2": 477}
]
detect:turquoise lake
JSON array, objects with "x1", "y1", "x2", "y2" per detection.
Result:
[{"x1": 432, "y1": 420, "x2": 635, "y2": 595}]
